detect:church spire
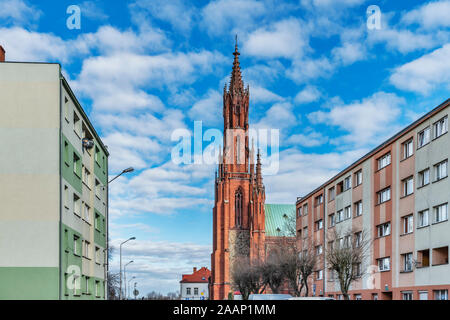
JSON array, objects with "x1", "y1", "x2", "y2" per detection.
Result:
[
  {"x1": 229, "y1": 35, "x2": 244, "y2": 94},
  {"x1": 256, "y1": 149, "x2": 263, "y2": 189}
]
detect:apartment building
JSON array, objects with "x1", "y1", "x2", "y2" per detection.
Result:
[
  {"x1": 296, "y1": 98, "x2": 450, "y2": 300},
  {"x1": 0, "y1": 53, "x2": 109, "y2": 299}
]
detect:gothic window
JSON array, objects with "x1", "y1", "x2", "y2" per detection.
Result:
[{"x1": 235, "y1": 189, "x2": 243, "y2": 227}]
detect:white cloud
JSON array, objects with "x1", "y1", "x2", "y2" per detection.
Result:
[
  {"x1": 188, "y1": 90, "x2": 222, "y2": 125},
  {"x1": 253, "y1": 102, "x2": 298, "y2": 131},
  {"x1": 287, "y1": 130, "x2": 328, "y2": 147},
  {"x1": 0, "y1": 0, "x2": 41, "y2": 27},
  {"x1": 402, "y1": 0, "x2": 450, "y2": 30},
  {"x1": 287, "y1": 56, "x2": 333, "y2": 84},
  {"x1": 390, "y1": 44, "x2": 450, "y2": 95},
  {"x1": 308, "y1": 92, "x2": 405, "y2": 146},
  {"x1": 80, "y1": 1, "x2": 109, "y2": 21},
  {"x1": 294, "y1": 85, "x2": 321, "y2": 104},
  {"x1": 250, "y1": 85, "x2": 284, "y2": 104}
]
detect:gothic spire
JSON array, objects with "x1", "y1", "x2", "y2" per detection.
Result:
[
  {"x1": 256, "y1": 149, "x2": 263, "y2": 189},
  {"x1": 229, "y1": 35, "x2": 244, "y2": 94}
]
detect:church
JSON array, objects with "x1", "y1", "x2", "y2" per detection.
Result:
[{"x1": 210, "y1": 42, "x2": 296, "y2": 300}]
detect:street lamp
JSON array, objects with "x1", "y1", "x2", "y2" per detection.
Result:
[
  {"x1": 108, "y1": 167, "x2": 134, "y2": 184},
  {"x1": 124, "y1": 260, "x2": 134, "y2": 300},
  {"x1": 119, "y1": 237, "x2": 135, "y2": 300},
  {"x1": 127, "y1": 276, "x2": 136, "y2": 299}
]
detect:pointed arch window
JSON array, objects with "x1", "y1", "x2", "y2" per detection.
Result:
[{"x1": 235, "y1": 189, "x2": 243, "y2": 227}]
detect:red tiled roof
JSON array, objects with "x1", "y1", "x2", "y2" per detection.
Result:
[{"x1": 180, "y1": 267, "x2": 211, "y2": 283}]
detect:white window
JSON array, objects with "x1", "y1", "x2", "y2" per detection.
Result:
[
  {"x1": 73, "y1": 235, "x2": 80, "y2": 255},
  {"x1": 83, "y1": 167, "x2": 91, "y2": 187},
  {"x1": 403, "y1": 253, "x2": 413, "y2": 272},
  {"x1": 95, "y1": 179, "x2": 102, "y2": 199},
  {"x1": 316, "y1": 270, "x2": 323, "y2": 280},
  {"x1": 355, "y1": 232, "x2": 362, "y2": 247},
  {"x1": 403, "y1": 139, "x2": 413, "y2": 159},
  {"x1": 194, "y1": 288, "x2": 199, "y2": 295},
  {"x1": 303, "y1": 204, "x2": 308, "y2": 215},
  {"x1": 435, "y1": 160, "x2": 448, "y2": 181},
  {"x1": 402, "y1": 291, "x2": 413, "y2": 300},
  {"x1": 84, "y1": 204, "x2": 90, "y2": 223},
  {"x1": 419, "y1": 291, "x2": 428, "y2": 300},
  {"x1": 378, "y1": 153, "x2": 391, "y2": 170},
  {"x1": 73, "y1": 112, "x2": 81, "y2": 137},
  {"x1": 337, "y1": 209, "x2": 344, "y2": 223},
  {"x1": 186, "y1": 287, "x2": 191, "y2": 295},
  {"x1": 355, "y1": 201, "x2": 363, "y2": 217},
  {"x1": 73, "y1": 194, "x2": 81, "y2": 217},
  {"x1": 355, "y1": 170, "x2": 362, "y2": 186},
  {"x1": 64, "y1": 185, "x2": 69, "y2": 208},
  {"x1": 95, "y1": 280, "x2": 100, "y2": 297},
  {"x1": 354, "y1": 294, "x2": 362, "y2": 300},
  {"x1": 344, "y1": 176, "x2": 352, "y2": 191},
  {"x1": 95, "y1": 247, "x2": 101, "y2": 264},
  {"x1": 316, "y1": 245, "x2": 323, "y2": 255},
  {"x1": 418, "y1": 169, "x2": 430, "y2": 187},
  {"x1": 418, "y1": 127, "x2": 431, "y2": 148},
  {"x1": 434, "y1": 203, "x2": 448, "y2": 223},
  {"x1": 377, "y1": 187, "x2": 391, "y2": 204},
  {"x1": 403, "y1": 215, "x2": 413, "y2": 234},
  {"x1": 297, "y1": 207, "x2": 302, "y2": 217},
  {"x1": 378, "y1": 257, "x2": 390, "y2": 271},
  {"x1": 434, "y1": 116, "x2": 448, "y2": 138},
  {"x1": 329, "y1": 213, "x2": 335, "y2": 227},
  {"x1": 303, "y1": 227, "x2": 308, "y2": 238},
  {"x1": 372, "y1": 294, "x2": 378, "y2": 300},
  {"x1": 73, "y1": 275, "x2": 80, "y2": 295},
  {"x1": 377, "y1": 222, "x2": 391, "y2": 237},
  {"x1": 329, "y1": 187, "x2": 335, "y2": 201},
  {"x1": 316, "y1": 219, "x2": 323, "y2": 230},
  {"x1": 85, "y1": 277, "x2": 90, "y2": 294},
  {"x1": 418, "y1": 209, "x2": 429, "y2": 227},
  {"x1": 83, "y1": 241, "x2": 90, "y2": 259},
  {"x1": 434, "y1": 290, "x2": 448, "y2": 300},
  {"x1": 315, "y1": 194, "x2": 323, "y2": 205},
  {"x1": 344, "y1": 206, "x2": 351, "y2": 220},
  {"x1": 403, "y1": 177, "x2": 414, "y2": 196},
  {"x1": 355, "y1": 263, "x2": 362, "y2": 277}
]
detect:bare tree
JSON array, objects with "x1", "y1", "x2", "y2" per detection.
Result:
[
  {"x1": 325, "y1": 227, "x2": 371, "y2": 300},
  {"x1": 260, "y1": 252, "x2": 285, "y2": 294},
  {"x1": 231, "y1": 256, "x2": 266, "y2": 300},
  {"x1": 106, "y1": 243, "x2": 121, "y2": 300}
]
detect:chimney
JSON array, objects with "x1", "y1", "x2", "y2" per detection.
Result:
[
  {"x1": 0, "y1": 46, "x2": 5, "y2": 62},
  {"x1": 193, "y1": 267, "x2": 197, "y2": 273}
]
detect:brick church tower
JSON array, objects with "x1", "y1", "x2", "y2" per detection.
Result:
[{"x1": 210, "y1": 42, "x2": 266, "y2": 300}]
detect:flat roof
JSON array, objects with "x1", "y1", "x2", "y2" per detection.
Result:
[{"x1": 297, "y1": 98, "x2": 450, "y2": 204}]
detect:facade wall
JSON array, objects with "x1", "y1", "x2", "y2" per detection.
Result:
[
  {"x1": 180, "y1": 283, "x2": 209, "y2": 300},
  {"x1": 296, "y1": 100, "x2": 450, "y2": 300}
]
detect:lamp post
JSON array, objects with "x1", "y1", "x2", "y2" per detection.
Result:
[
  {"x1": 109, "y1": 167, "x2": 134, "y2": 184},
  {"x1": 123, "y1": 260, "x2": 133, "y2": 300},
  {"x1": 127, "y1": 276, "x2": 136, "y2": 299},
  {"x1": 119, "y1": 238, "x2": 135, "y2": 300}
]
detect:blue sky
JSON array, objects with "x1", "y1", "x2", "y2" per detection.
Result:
[{"x1": 1, "y1": 0, "x2": 449, "y2": 295}]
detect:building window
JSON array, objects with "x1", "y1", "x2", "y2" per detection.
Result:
[
  {"x1": 418, "y1": 169, "x2": 430, "y2": 187},
  {"x1": 402, "y1": 214, "x2": 413, "y2": 234},
  {"x1": 433, "y1": 116, "x2": 448, "y2": 139},
  {"x1": 303, "y1": 227, "x2": 308, "y2": 238},
  {"x1": 315, "y1": 194, "x2": 323, "y2": 206},
  {"x1": 297, "y1": 207, "x2": 302, "y2": 217},
  {"x1": 418, "y1": 209, "x2": 429, "y2": 227},
  {"x1": 64, "y1": 185, "x2": 69, "y2": 208},
  {"x1": 403, "y1": 139, "x2": 413, "y2": 159},
  {"x1": 336, "y1": 209, "x2": 344, "y2": 223},
  {"x1": 95, "y1": 213, "x2": 100, "y2": 231},
  {"x1": 84, "y1": 204, "x2": 90, "y2": 223},
  {"x1": 95, "y1": 280, "x2": 100, "y2": 297},
  {"x1": 419, "y1": 291, "x2": 428, "y2": 300},
  {"x1": 303, "y1": 204, "x2": 308, "y2": 215},
  {"x1": 377, "y1": 222, "x2": 391, "y2": 237},
  {"x1": 377, "y1": 153, "x2": 391, "y2": 170},
  {"x1": 337, "y1": 181, "x2": 344, "y2": 194},
  {"x1": 355, "y1": 231, "x2": 362, "y2": 247},
  {"x1": 83, "y1": 167, "x2": 91, "y2": 188},
  {"x1": 73, "y1": 235, "x2": 80, "y2": 256},
  {"x1": 186, "y1": 288, "x2": 191, "y2": 295},
  {"x1": 354, "y1": 201, "x2": 363, "y2": 217},
  {"x1": 372, "y1": 294, "x2": 378, "y2": 300},
  {"x1": 329, "y1": 187, "x2": 335, "y2": 201},
  {"x1": 95, "y1": 247, "x2": 101, "y2": 264},
  {"x1": 316, "y1": 245, "x2": 323, "y2": 255},
  {"x1": 402, "y1": 292, "x2": 413, "y2": 300},
  {"x1": 316, "y1": 270, "x2": 323, "y2": 280},
  {"x1": 73, "y1": 153, "x2": 80, "y2": 177},
  {"x1": 355, "y1": 263, "x2": 362, "y2": 277},
  {"x1": 434, "y1": 160, "x2": 448, "y2": 181},
  {"x1": 354, "y1": 170, "x2": 362, "y2": 186},
  {"x1": 85, "y1": 276, "x2": 90, "y2": 294},
  {"x1": 354, "y1": 294, "x2": 362, "y2": 300},
  {"x1": 402, "y1": 177, "x2": 414, "y2": 197},
  {"x1": 344, "y1": 206, "x2": 351, "y2": 220},
  {"x1": 95, "y1": 179, "x2": 101, "y2": 199},
  {"x1": 194, "y1": 288, "x2": 199, "y2": 296},
  {"x1": 402, "y1": 253, "x2": 413, "y2": 272},
  {"x1": 377, "y1": 187, "x2": 391, "y2": 204},
  {"x1": 343, "y1": 176, "x2": 352, "y2": 191},
  {"x1": 73, "y1": 194, "x2": 81, "y2": 217},
  {"x1": 432, "y1": 246, "x2": 448, "y2": 266},
  {"x1": 73, "y1": 111, "x2": 81, "y2": 137},
  {"x1": 417, "y1": 249, "x2": 430, "y2": 268},
  {"x1": 329, "y1": 213, "x2": 335, "y2": 227},
  {"x1": 315, "y1": 219, "x2": 323, "y2": 231},
  {"x1": 235, "y1": 189, "x2": 243, "y2": 227},
  {"x1": 377, "y1": 257, "x2": 390, "y2": 271},
  {"x1": 434, "y1": 203, "x2": 448, "y2": 223},
  {"x1": 434, "y1": 290, "x2": 448, "y2": 300},
  {"x1": 418, "y1": 127, "x2": 431, "y2": 148},
  {"x1": 64, "y1": 141, "x2": 69, "y2": 164}
]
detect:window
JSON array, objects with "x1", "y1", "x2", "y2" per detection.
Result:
[
  {"x1": 433, "y1": 116, "x2": 448, "y2": 139},
  {"x1": 95, "y1": 179, "x2": 101, "y2": 199},
  {"x1": 372, "y1": 294, "x2": 378, "y2": 300},
  {"x1": 73, "y1": 112, "x2": 81, "y2": 137},
  {"x1": 377, "y1": 187, "x2": 391, "y2": 204},
  {"x1": 64, "y1": 185, "x2": 69, "y2": 208},
  {"x1": 336, "y1": 209, "x2": 344, "y2": 223},
  {"x1": 315, "y1": 194, "x2": 323, "y2": 206},
  {"x1": 329, "y1": 213, "x2": 335, "y2": 227},
  {"x1": 186, "y1": 288, "x2": 191, "y2": 295},
  {"x1": 419, "y1": 291, "x2": 428, "y2": 300},
  {"x1": 64, "y1": 96, "x2": 70, "y2": 120},
  {"x1": 417, "y1": 249, "x2": 430, "y2": 268},
  {"x1": 402, "y1": 177, "x2": 414, "y2": 196},
  {"x1": 402, "y1": 292, "x2": 413, "y2": 300},
  {"x1": 434, "y1": 290, "x2": 448, "y2": 300},
  {"x1": 316, "y1": 270, "x2": 323, "y2": 280},
  {"x1": 354, "y1": 294, "x2": 362, "y2": 300},
  {"x1": 377, "y1": 257, "x2": 390, "y2": 271},
  {"x1": 403, "y1": 139, "x2": 414, "y2": 159},
  {"x1": 83, "y1": 167, "x2": 91, "y2": 187},
  {"x1": 303, "y1": 204, "x2": 308, "y2": 215},
  {"x1": 434, "y1": 160, "x2": 448, "y2": 181},
  {"x1": 297, "y1": 207, "x2": 302, "y2": 217},
  {"x1": 354, "y1": 201, "x2": 363, "y2": 217},
  {"x1": 194, "y1": 288, "x2": 199, "y2": 296},
  {"x1": 377, "y1": 222, "x2": 391, "y2": 237},
  {"x1": 418, "y1": 127, "x2": 431, "y2": 148},
  {"x1": 402, "y1": 215, "x2": 413, "y2": 234},
  {"x1": 315, "y1": 219, "x2": 323, "y2": 231},
  {"x1": 73, "y1": 275, "x2": 81, "y2": 296},
  {"x1": 402, "y1": 253, "x2": 413, "y2": 272},
  {"x1": 355, "y1": 231, "x2": 362, "y2": 247},
  {"x1": 337, "y1": 181, "x2": 344, "y2": 194},
  {"x1": 95, "y1": 280, "x2": 100, "y2": 297},
  {"x1": 235, "y1": 189, "x2": 243, "y2": 227},
  {"x1": 73, "y1": 153, "x2": 80, "y2": 177},
  {"x1": 95, "y1": 213, "x2": 100, "y2": 231},
  {"x1": 84, "y1": 204, "x2": 90, "y2": 223},
  {"x1": 64, "y1": 141, "x2": 69, "y2": 164},
  {"x1": 316, "y1": 245, "x2": 323, "y2": 255},
  {"x1": 303, "y1": 227, "x2": 308, "y2": 238},
  {"x1": 418, "y1": 169, "x2": 430, "y2": 187},
  {"x1": 85, "y1": 276, "x2": 90, "y2": 294},
  {"x1": 355, "y1": 170, "x2": 362, "y2": 186},
  {"x1": 378, "y1": 153, "x2": 391, "y2": 170},
  {"x1": 83, "y1": 241, "x2": 90, "y2": 259},
  {"x1": 432, "y1": 246, "x2": 448, "y2": 266},
  {"x1": 434, "y1": 203, "x2": 448, "y2": 223},
  {"x1": 329, "y1": 187, "x2": 335, "y2": 201},
  {"x1": 73, "y1": 194, "x2": 81, "y2": 217},
  {"x1": 418, "y1": 209, "x2": 429, "y2": 227},
  {"x1": 343, "y1": 176, "x2": 352, "y2": 191},
  {"x1": 344, "y1": 206, "x2": 351, "y2": 220},
  {"x1": 73, "y1": 235, "x2": 80, "y2": 256},
  {"x1": 95, "y1": 146, "x2": 100, "y2": 163},
  {"x1": 355, "y1": 263, "x2": 362, "y2": 277},
  {"x1": 95, "y1": 247, "x2": 101, "y2": 264}
]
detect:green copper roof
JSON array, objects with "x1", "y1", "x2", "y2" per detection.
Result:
[{"x1": 264, "y1": 204, "x2": 296, "y2": 237}]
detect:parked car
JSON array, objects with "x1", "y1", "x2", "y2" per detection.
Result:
[
  {"x1": 248, "y1": 294, "x2": 293, "y2": 300},
  {"x1": 289, "y1": 297, "x2": 335, "y2": 300}
]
